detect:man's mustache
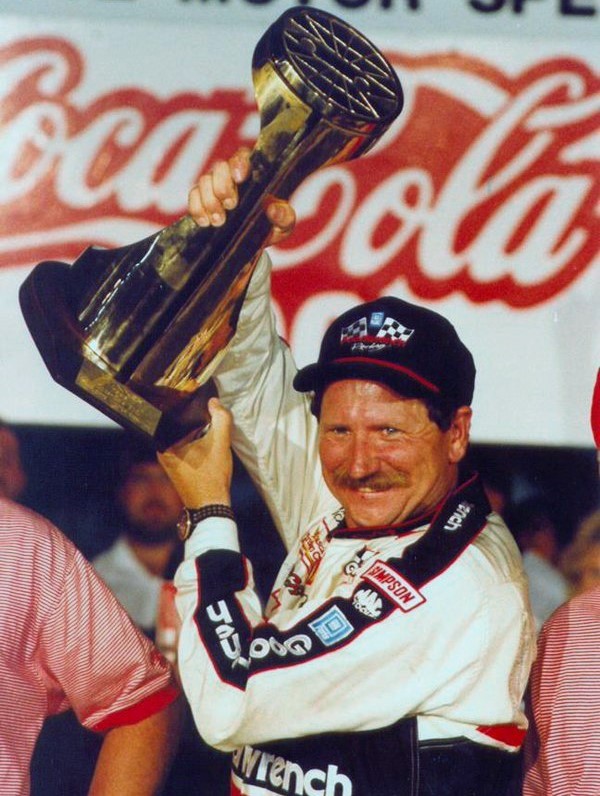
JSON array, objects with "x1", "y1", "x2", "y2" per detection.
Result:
[{"x1": 331, "y1": 470, "x2": 409, "y2": 491}]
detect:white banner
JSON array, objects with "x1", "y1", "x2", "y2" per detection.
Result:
[
  {"x1": 0, "y1": 11, "x2": 598, "y2": 446},
  {"x1": 2, "y1": 0, "x2": 598, "y2": 38}
]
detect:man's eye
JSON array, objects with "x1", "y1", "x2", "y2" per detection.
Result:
[{"x1": 382, "y1": 427, "x2": 400, "y2": 436}]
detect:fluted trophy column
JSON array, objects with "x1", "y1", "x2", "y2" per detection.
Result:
[{"x1": 20, "y1": 7, "x2": 403, "y2": 448}]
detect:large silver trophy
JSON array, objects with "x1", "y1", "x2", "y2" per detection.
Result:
[{"x1": 20, "y1": 7, "x2": 403, "y2": 448}]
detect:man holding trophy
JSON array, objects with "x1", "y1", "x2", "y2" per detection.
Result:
[
  {"x1": 19, "y1": 8, "x2": 535, "y2": 794},
  {"x1": 156, "y1": 147, "x2": 535, "y2": 796}
]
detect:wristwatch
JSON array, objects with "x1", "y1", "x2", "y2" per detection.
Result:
[{"x1": 177, "y1": 504, "x2": 235, "y2": 541}]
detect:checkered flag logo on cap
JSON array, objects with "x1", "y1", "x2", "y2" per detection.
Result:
[
  {"x1": 293, "y1": 294, "x2": 476, "y2": 405},
  {"x1": 340, "y1": 317, "x2": 368, "y2": 342},
  {"x1": 377, "y1": 317, "x2": 413, "y2": 344}
]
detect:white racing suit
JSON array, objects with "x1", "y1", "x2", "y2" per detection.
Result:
[{"x1": 175, "y1": 254, "x2": 536, "y2": 796}]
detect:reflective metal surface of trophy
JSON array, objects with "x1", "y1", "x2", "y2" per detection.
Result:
[{"x1": 19, "y1": 7, "x2": 403, "y2": 448}]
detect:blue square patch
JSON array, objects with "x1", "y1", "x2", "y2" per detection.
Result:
[{"x1": 308, "y1": 606, "x2": 354, "y2": 647}]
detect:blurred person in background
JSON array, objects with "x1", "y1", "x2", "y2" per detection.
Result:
[
  {"x1": 560, "y1": 508, "x2": 600, "y2": 597},
  {"x1": 93, "y1": 435, "x2": 231, "y2": 796},
  {"x1": 507, "y1": 497, "x2": 569, "y2": 631},
  {"x1": 0, "y1": 419, "x2": 27, "y2": 501},
  {"x1": 93, "y1": 437, "x2": 183, "y2": 640},
  {"x1": 523, "y1": 372, "x2": 600, "y2": 795},
  {"x1": 479, "y1": 464, "x2": 512, "y2": 517}
]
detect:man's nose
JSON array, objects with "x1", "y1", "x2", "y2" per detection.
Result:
[{"x1": 346, "y1": 435, "x2": 377, "y2": 478}]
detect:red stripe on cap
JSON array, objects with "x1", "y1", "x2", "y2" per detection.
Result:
[
  {"x1": 332, "y1": 357, "x2": 440, "y2": 394},
  {"x1": 476, "y1": 724, "x2": 526, "y2": 749}
]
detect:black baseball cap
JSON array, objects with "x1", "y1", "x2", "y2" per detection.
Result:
[{"x1": 293, "y1": 296, "x2": 475, "y2": 408}]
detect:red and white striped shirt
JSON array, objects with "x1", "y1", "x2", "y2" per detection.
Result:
[
  {"x1": 523, "y1": 585, "x2": 600, "y2": 795},
  {"x1": 0, "y1": 498, "x2": 179, "y2": 796}
]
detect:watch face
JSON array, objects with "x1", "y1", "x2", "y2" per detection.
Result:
[{"x1": 177, "y1": 510, "x2": 191, "y2": 541}]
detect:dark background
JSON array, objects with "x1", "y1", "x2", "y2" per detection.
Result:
[{"x1": 13, "y1": 423, "x2": 289, "y2": 602}]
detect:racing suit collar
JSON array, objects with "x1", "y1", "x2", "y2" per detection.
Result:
[{"x1": 328, "y1": 511, "x2": 433, "y2": 539}]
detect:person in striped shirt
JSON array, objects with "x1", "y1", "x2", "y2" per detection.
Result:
[
  {"x1": 0, "y1": 490, "x2": 183, "y2": 795},
  {"x1": 523, "y1": 585, "x2": 600, "y2": 795},
  {"x1": 523, "y1": 375, "x2": 600, "y2": 795}
]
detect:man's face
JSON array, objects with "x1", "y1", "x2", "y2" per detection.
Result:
[
  {"x1": 0, "y1": 427, "x2": 27, "y2": 501},
  {"x1": 318, "y1": 380, "x2": 471, "y2": 528},
  {"x1": 119, "y1": 461, "x2": 182, "y2": 544}
]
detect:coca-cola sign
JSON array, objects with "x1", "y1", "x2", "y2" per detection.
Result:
[
  {"x1": 0, "y1": 23, "x2": 598, "y2": 444},
  {"x1": 1, "y1": 39, "x2": 597, "y2": 301},
  {"x1": 274, "y1": 53, "x2": 598, "y2": 311}
]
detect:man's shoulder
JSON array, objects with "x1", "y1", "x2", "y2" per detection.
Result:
[
  {"x1": 536, "y1": 588, "x2": 600, "y2": 687},
  {"x1": 545, "y1": 586, "x2": 600, "y2": 633},
  {"x1": 0, "y1": 497, "x2": 73, "y2": 559},
  {"x1": 571, "y1": 585, "x2": 600, "y2": 616},
  {"x1": 0, "y1": 498, "x2": 79, "y2": 628},
  {"x1": 463, "y1": 514, "x2": 529, "y2": 590},
  {"x1": 1, "y1": 495, "x2": 48, "y2": 534}
]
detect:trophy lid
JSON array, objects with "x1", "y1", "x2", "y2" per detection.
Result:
[{"x1": 253, "y1": 7, "x2": 403, "y2": 137}]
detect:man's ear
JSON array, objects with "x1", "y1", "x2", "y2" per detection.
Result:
[{"x1": 448, "y1": 406, "x2": 472, "y2": 464}]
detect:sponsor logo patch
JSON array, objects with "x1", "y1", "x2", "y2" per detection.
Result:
[
  {"x1": 206, "y1": 600, "x2": 250, "y2": 669},
  {"x1": 443, "y1": 500, "x2": 474, "y2": 532},
  {"x1": 250, "y1": 634, "x2": 312, "y2": 660},
  {"x1": 341, "y1": 312, "x2": 414, "y2": 352},
  {"x1": 298, "y1": 527, "x2": 326, "y2": 586},
  {"x1": 232, "y1": 746, "x2": 353, "y2": 795},
  {"x1": 362, "y1": 560, "x2": 426, "y2": 612},
  {"x1": 308, "y1": 606, "x2": 354, "y2": 647},
  {"x1": 342, "y1": 545, "x2": 377, "y2": 583},
  {"x1": 352, "y1": 588, "x2": 383, "y2": 619},
  {"x1": 284, "y1": 571, "x2": 307, "y2": 601}
]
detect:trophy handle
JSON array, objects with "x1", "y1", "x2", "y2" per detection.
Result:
[{"x1": 20, "y1": 7, "x2": 403, "y2": 448}]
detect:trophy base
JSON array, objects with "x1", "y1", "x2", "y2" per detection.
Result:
[{"x1": 19, "y1": 260, "x2": 213, "y2": 449}]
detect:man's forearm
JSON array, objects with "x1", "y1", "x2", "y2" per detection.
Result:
[{"x1": 88, "y1": 696, "x2": 184, "y2": 795}]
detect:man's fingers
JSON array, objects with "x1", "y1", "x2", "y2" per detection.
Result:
[
  {"x1": 229, "y1": 147, "x2": 252, "y2": 184},
  {"x1": 188, "y1": 158, "x2": 240, "y2": 227},
  {"x1": 266, "y1": 200, "x2": 296, "y2": 245},
  {"x1": 188, "y1": 183, "x2": 210, "y2": 227},
  {"x1": 206, "y1": 397, "x2": 232, "y2": 440},
  {"x1": 187, "y1": 147, "x2": 295, "y2": 245},
  {"x1": 211, "y1": 160, "x2": 238, "y2": 211},
  {"x1": 198, "y1": 172, "x2": 227, "y2": 226}
]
